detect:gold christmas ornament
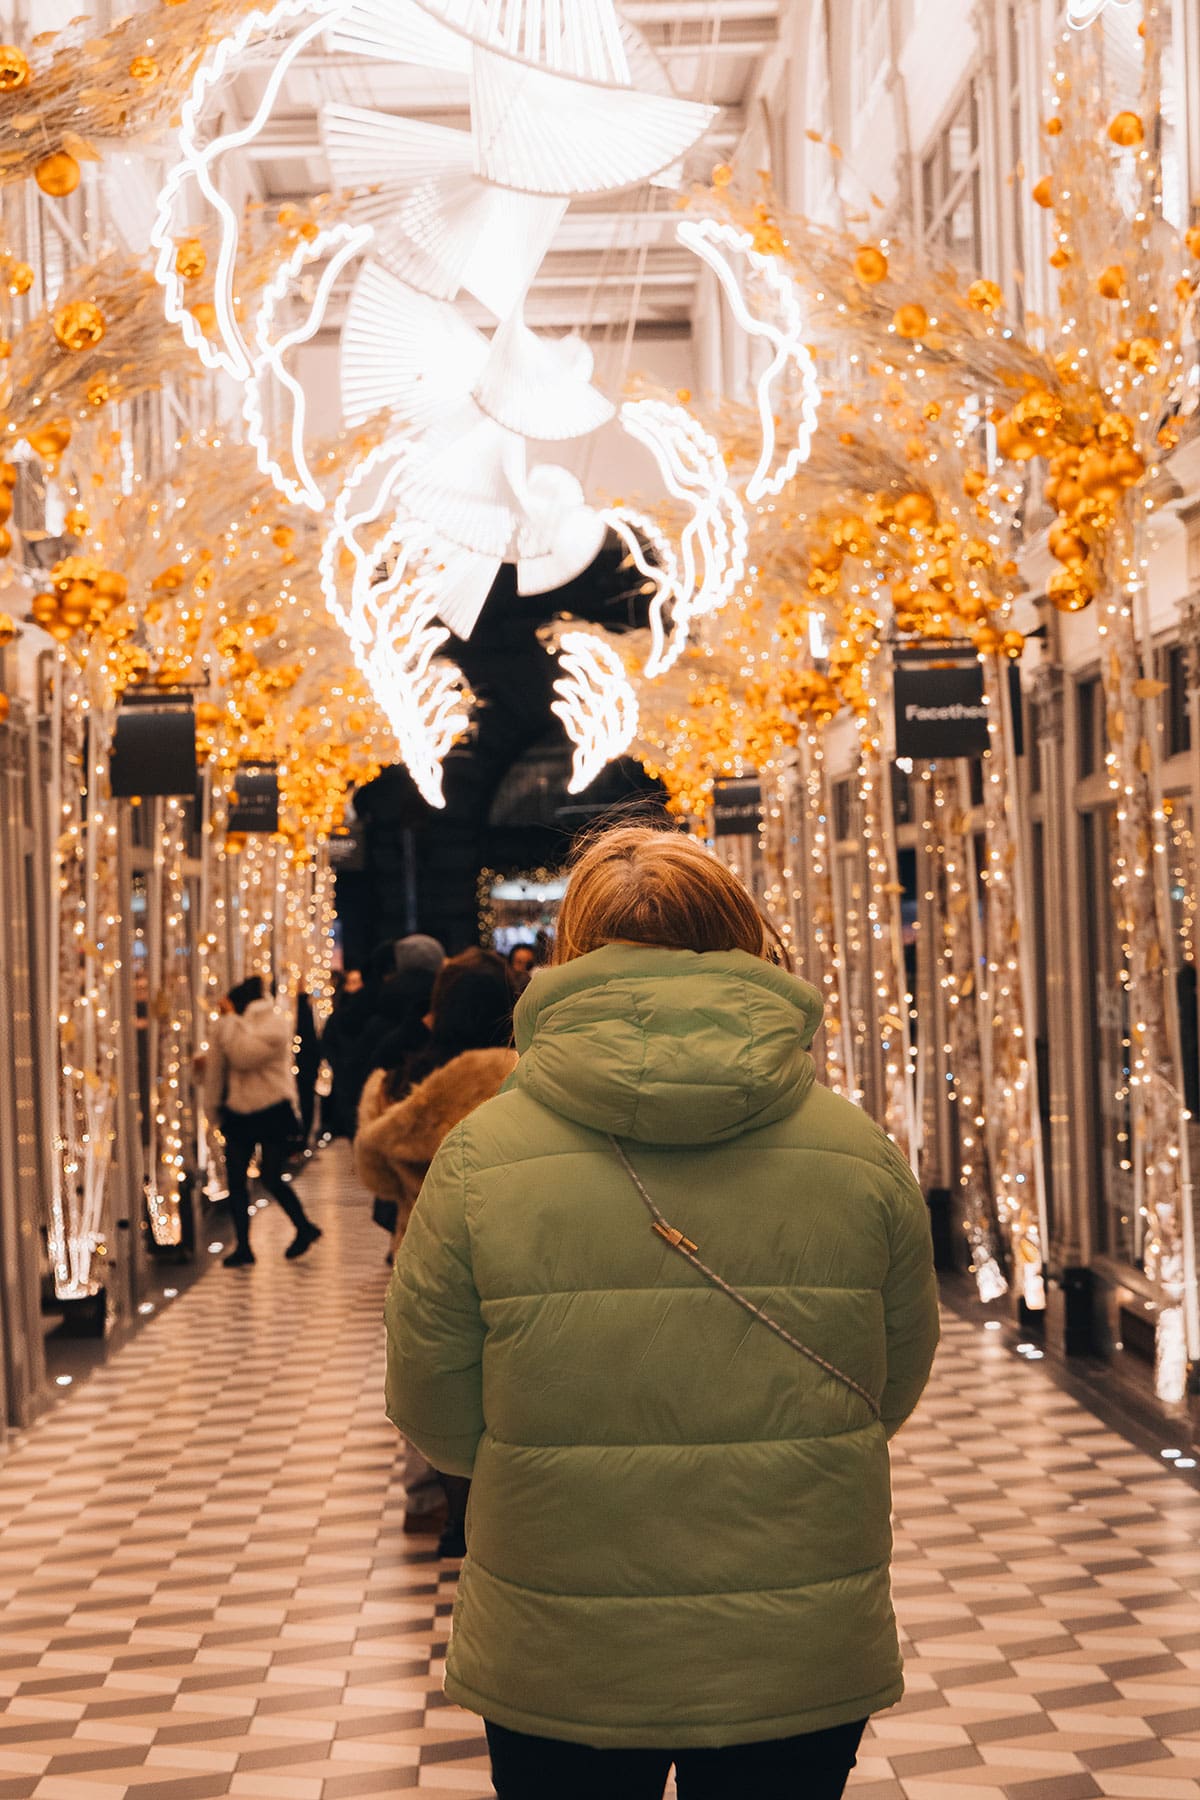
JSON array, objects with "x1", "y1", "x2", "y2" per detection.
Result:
[
  {"x1": 1032, "y1": 177, "x2": 1053, "y2": 208},
  {"x1": 1045, "y1": 116, "x2": 1063, "y2": 136},
  {"x1": 25, "y1": 418, "x2": 70, "y2": 466},
  {"x1": 1047, "y1": 568, "x2": 1094, "y2": 613},
  {"x1": 1002, "y1": 631, "x2": 1025, "y2": 660},
  {"x1": 1128, "y1": 335, "x2": 1160, "y2": 372},
  {"x1": 0, "y1": 339, "x2": 10, "y2": 359},
  {"x1": 271, "y1": 524, "x2": 295, "y2": 549},
  {"x1": 35, "y1": 151, "x2": 81, "y2": 197},
  {"x1": 0, "y1": 693, "x2": 9, "y2": 724},
  {"x1": 0, "y1": 613, "x2": 15, "y2": 644},
  {"x1": 53, "y1": 299, "x2": 106, "y2": 352},
  {"x1": 7, "y1": 261, "x2": 33, "y2": 296},
  {"x1": 966, "y1": 278, "x2": 1002, "y2": 314},
  {"x1": 892, "y1": 302, "x2": 928, "y2": 340},
  {"x1": 1107, "y1": 110, "x2": 1144, "y2": 147},
  {"x1": 853, "y1": 245, "x2": 888, "y2": 285},
  {"x1": 1049, "y1": 522, "x2": 1090, "y2": 564},
  {"x1": 0, "y1": 45, "x2": 30, "y2": 90},
  {"x1": 128, "y1": 54, "x2": 159, "y2": 84},
  {"x1": 711, "y1": 164, "x2": 733, "y2": 187},
  {"x1": 893, "y1": 491, "x2": 936, "y2": 529},
  {"x1": 86, "y1": 375, "x2": 111, "y2": 406},
  {"x1": 174, "y1": 238, "x2": 206, "y2": 281},
  {"x1": 1096, "y1": 264, "x2": 1126, "y2": 300},
  {"x1": 190, "y1": 301, "x2": 217, "y2": 332}
]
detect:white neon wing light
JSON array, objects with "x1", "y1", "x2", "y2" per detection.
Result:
[
  {"x1": 678, "y1": 217, "x2": 819, "y2": 506},
  {"x1": 340, "y1": 260, "x2": 488, "y2": 429},
  {"x1": 469, "y1": 50, "x2": 717, "y2": 196},
  {"x1": 410, "y1": 0, "x2": 631, "y2": 82},
  {"x1": 244, "y1": 223, "x2": 374, "y2": 511},
  {"x1": 1067, "y1": 0, "x2": 1134, "y2": 23},
  {"x1": 552, "y1": 631, "x2": 638, "y2": 792},
  {"x1": 320, "y1": 445, "x2": 482, "y2": 806},
  {"x1": 604, "y1": 507, "x2": 682, "y2": 679},
  {"x1": 620, "y1": 398, "x2": 748, "y2": 626},
  {"x1": 152, "y1": 0, "x2": 352, "y2": 381},
  {"x1": 473, "y1": 315, "x2": 614, "y2": 441}
]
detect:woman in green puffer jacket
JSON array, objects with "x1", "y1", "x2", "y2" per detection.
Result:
[{"x1": 385, "y1": 825, "x2": 939, "y2": 1800}]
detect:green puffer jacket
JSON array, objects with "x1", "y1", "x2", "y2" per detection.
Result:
[{"x1": 385, "y1": 944, "x2": 939, "y2": 1749}]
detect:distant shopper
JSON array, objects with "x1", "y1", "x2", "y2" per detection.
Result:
[
  {"x1": 360, "y1": 950, "x2": 516, "y2": 1557},
  {"x1": 386, "y1": 827, "x2": 939, "y2": 1798},
  {"x1": 351, "y1": 935, "x2": 446, "y2": 1116},
  {"x1": 506, "y1": 942, "x2": 537, "y2": 994},
  {"x1": 292, "y1": 987, "x2": 321, "y2": 1152},
  {"x1": 320, "y1": 967, "x2": 369, "y2": 1139},
  {"x1": 206, "y1": 976, "x2": 321, "y2": 1268}
]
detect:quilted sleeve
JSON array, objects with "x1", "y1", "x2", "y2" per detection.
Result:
[
  {"x1": 385, "y1": 1129, "x2": 485, "y2": 1476},
  {"x1": 878, "y1": 1146, "x2": 940, "y2": 1439}
]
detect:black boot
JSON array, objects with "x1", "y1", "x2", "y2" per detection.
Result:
[
  {"x1": 224, "y1": 1245, "x2": 255, "y2": 1268},
  {"x1": 285, "y1": 1221, "x2": 322, "y2": 1260}
]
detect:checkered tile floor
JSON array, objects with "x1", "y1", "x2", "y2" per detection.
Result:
[{"x1": 1, "y1": 1147, "x2": 1198, "y2": 1798}]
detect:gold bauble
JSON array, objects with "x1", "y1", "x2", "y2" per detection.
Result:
[
  {"x1": 128, "y1": 54, "x2": 159, "y2": 84},
  {"x1": 190, "y1": 301, "x2": 217, "y2": 332},
  {"x1": 151, "y1": 564, "x2": 186, "y2": 593},
  {"x1": 35, "y1": 151, "x2": 81, "y2": 197},
  {"x1": 830, "y1": 517, "x2": 867, "y2": 557},
  {"x1": 47, "y1": 620, "x2": 74, "y2": 643},
  {"x1": 973, "y1": 624, "x2": 1003, "y2": 656},
  {"x1": 963, "y1": 469, "x2": 986, "y2": 498},
  {"x1": 1049, "y1": 522, "x2": 1090, "y2": 564},
  {"x1": 174, "y1": 238, "x2": 206, "y2": 281},
  {"x1": 86, "y1": 375, "x2": 111, "y2": 406},
  {"x1": 1032, "y1": 176, "x2": 1053, "y2": 208},
  {"x1": 711, "y1": 163, "x2": 733, "y2": 188},
  {"x1": 0, "y1": 693, "x2": 9, "y2": 724},
  {"x1": 853, "y1": 245, "x2": 888, "y2": 285},
  {"x1": 1047, "y1": 568, "x2": 1094, "y2": 613},
  {"x1": 1107, "y1": 110, "x2": 1144, "y2": 147},
  {"x1": 64, "y1": 506, "x2": 89, "y2": 535},
  {"x1": 1078, "y1": 448, "x2": 1121, "y2": 502},
  {"x1": 1045, "y1": 116, "x2": 1063, "y2": 136},
  {"x1": 225, "y1": 832, "x2": 248, "y2": 855},
  {"x1": 1128, "y1": 335, "x2": 1160, "y2": 372},
  {"x1": 0, "y1": 45, "x2": 30, "y2": 90},
  {"x1": 1096, "y1": 410, "x2": 1134, "y2": 448},
  {"x1": 25, "y1": 419, "x2": 70, "y2": 466},
  {"x1": 962, "y1": 539, "x2": 993, "y2": 568},
  {"x1": 1012, "y1": 389, "x2": 1062, "y2": 441},
  {"x1": 995, "y1": 417, "x2": 1038, "y2": 463},
  {"x1": 1048, "y1": 247, "x2": 1071, "y2": 269},
  {"x1": 893, "y1": 492, "x2": 936, "y2": 529},
  {"x1": 196, "y1": 701, "x2": 223, "y2": 728},
  {"x1": 53, "y1": 299, "x2": 106, "y2": 352},
  {"x1": 272, "y1": 524, "x2": 295, "y2": 549},
  {"x1": 1110, "y1": 445, "x2": 1146, "y2": 488},
  {"x1": 1096, "y1": 264, "x2": 1126, "y2": 300},
  {"x1": 7, "y1": 261, "x2": 33, "y2": 296},
  {"x1": 1002, "y1": 630, "x2": 1025, "y2": 660},
  {"x1": 966, "y1": 278, "x2": 1002, "y2": 314},
  {"x1": 0, "y1": 339, "x2": 10, "y2": 359},
  {"x1": 94, "y1": 570, "x2": 127, "y2": 603},
  {"x1": 0, "y1": 612, "x2": 14, "y2": 644},
  {"x1": 892, "y1": 302, "x2": 928, "y2": 340}
]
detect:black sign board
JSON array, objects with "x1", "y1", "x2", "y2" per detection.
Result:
[
  {"x1": 110, "y1": 695, "x2": 197, "y2": 798},
  {"x1": 893, "y1": 661, "x2": 990, "y2": 760},
  {"x1": 326, "y1": 824, "x2": 365, "y2": 872},
  {"x1": 227, "y1": 763, "x2": 279, "y2": 834},
  {"x1": 712, "y1": 776, "x2": 762, "y2": 838}
]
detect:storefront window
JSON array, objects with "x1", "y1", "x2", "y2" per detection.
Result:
[{"x1": 1082, "y1": 808, "x2": 1136, "y2": 1264}]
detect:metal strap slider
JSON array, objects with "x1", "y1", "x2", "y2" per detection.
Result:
[{"x1": 652, "y1": 1221, "x2": 698, "y2": 1254}]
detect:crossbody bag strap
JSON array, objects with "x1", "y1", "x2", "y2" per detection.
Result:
[{"x1": 607, "y1": 1135, "x2": 881, "y2": 1421}]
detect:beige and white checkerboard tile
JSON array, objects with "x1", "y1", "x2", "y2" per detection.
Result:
[{"x1": 1, "y1": 1147, "x2": 1199, "y2": 1798}]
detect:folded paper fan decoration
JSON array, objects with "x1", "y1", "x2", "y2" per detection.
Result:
[
  {"x1": 326, "y1": 0, "x2": 471, "y2": 70},
  {"x1": 517, "y1": 467, "x2": 608, "y2": 595},
  {"x1": 410, "y1": 0, "x2": 631, "y2": 83},
  {"x1": 340, "y1": 260, "x2": 488, "y2": 429},
  {"x1": 391, "y1": 414, "x2": 536, "y2": 560},
  {"x1": 469, "y1": 49, "x2": 716, "y2": 196},
  {"x1": 473, "y1": 314, "x2": 614, "y2": 441}
]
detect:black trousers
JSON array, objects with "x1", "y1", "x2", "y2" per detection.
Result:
[
  {"x1": 484, "y1": 1717, "x2": 868, "y2": 1799},
  {"x1": 222, "y1": 1101, "x2": 310, "y2": 1250}
]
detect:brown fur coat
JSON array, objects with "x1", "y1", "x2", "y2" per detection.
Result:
[{"x1": 355, "y1": 1048, "x2": 517, "y2": 1244}]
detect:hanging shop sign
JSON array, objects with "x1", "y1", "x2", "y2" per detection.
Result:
[
  {"x1": 326, "y1": 824, "x2": 365, "y2": 871},
  {"x1": 226, "y1": 762, "x2": 279, "y2": 834},
  {"x1": 110, "y1": 693, "x2": 197, "y2": 798},
  {"x1": 712, "y1": 775, "x2": 762, "y2": 838},
  {"x1": 893, "y1": 659, "x2": 989, "y2": 760}
]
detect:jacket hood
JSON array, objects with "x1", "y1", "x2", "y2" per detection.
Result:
[{"x1": 512, "y1": 945, "x2": 822, "y2": 1145}]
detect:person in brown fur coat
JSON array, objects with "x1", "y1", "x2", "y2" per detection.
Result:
[{"x1": 356, "y1": 950, "x2": 517, "y2": 1557}]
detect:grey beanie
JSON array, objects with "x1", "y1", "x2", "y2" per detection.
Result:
[{"x1": 393, "y1": 934, "x2": 446, "y2": 976}]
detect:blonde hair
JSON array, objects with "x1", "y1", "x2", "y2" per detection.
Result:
[{"x1": 553, "y1": 825, "x2": 789, "y2": 966}]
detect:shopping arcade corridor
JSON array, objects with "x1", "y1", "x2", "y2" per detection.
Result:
[{"x1": 1, "y1": 1152, "x2": 1199, "y2": 1800}]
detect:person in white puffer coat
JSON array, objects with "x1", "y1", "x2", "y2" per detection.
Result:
[{"x1": 206, "y1": 976, "x2": 321, "y2": 1268}]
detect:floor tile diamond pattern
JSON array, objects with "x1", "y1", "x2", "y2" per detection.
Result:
[{"x1": 1, "y1": 1148, "x2": 1198, "y2": 1797}]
